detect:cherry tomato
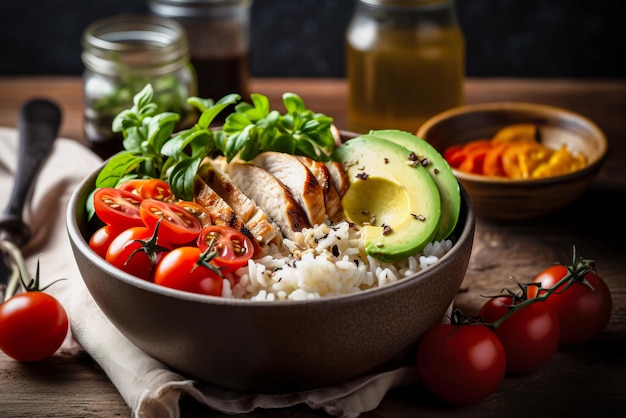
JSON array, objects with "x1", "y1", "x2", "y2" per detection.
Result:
[
  {"x1": 416, "y1": 323, "x2": 506, "y2": 406},
  {"x1": 89, "y1": 224, "x2": 122, "y2": 259},
  {"x1": 140, "y1": 199, "x2": 202, "y2": 245},
  {"x1": 106, "y1": 226, "x2": 170, "y2": 281},
  {"x1": 176, "y1": 201, "x2": 212, "y2": 227},
  {"x1": 0, "y1": 291, "x2": 69, "y2": 362},
  {"x1": 118, "y1": 178, "x2": 173, "y2": 201},
  {"x1": 153, "y1": 247, "x2": 223, "y2": 297},
  {"x1": 479, "y1": 295, "x2": 518, "y2": 323},
  {"x1": 528, "y1": 264, "x2": 612, "y2": 345},
  {"x1": 93, "y1": 187, "x2": 144, "y2": 229},
  {"x1": 492, "y1": 301, "x2": 560, "y2": 374},
  {"x1": 197, "y1": 225, "x2": 255, "y2": 273}
]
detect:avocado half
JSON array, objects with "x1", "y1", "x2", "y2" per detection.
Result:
[
  {"x1": 366, "y1": 129, "x2": 461, "y2": 241},
  {"x1": 332, "y1": 135, "x2": 441, "y2": 263}
]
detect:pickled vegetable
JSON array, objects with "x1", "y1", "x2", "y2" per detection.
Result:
[{"x1": 443, "y1": 124, "x2": 587, "y2": 179}]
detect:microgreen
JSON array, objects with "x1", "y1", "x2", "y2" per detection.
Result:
[{"x1": 91, "y1": 84, "x2": 336, "y2": 213}]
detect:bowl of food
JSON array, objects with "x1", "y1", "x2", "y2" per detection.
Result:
[
  {"x1": 417, "y1": 101, "x2": 607, "y2": 221},
  {"x1": 66, "y1": 87, "x2": 475, "y2": 393}
]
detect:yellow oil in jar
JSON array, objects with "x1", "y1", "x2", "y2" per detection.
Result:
[{"x1": 346, "y1": 1, "x2": 465, "y2": 134}]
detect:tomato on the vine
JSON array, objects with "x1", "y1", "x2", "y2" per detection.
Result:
[
  {"x1": 528, "y1": 264, "x2": 612, "y2": 345},
  {"x1": 415, "y1": 323, "x2": 506, "y2": 406},
  {"x1": 487, "y1": 300, "x2": 560, "y2": 374},
  {"x1": 479, "y1": 295, "x2": 518, "y2": 323},
  {"x1": 139, "y1": 199, "x2": 202, "y2": 245},
  {"x1": 0, "y1": 291, "x2": 69, "y2": 362},
  {"x1": 118, "y1": 178, "x2": 173, "y2": 201},
  {"x1": 197, "y1": 225, "x2": 255, "y2": 273},
  {"x1": 105, "y1": 226, "x2": 170, "y2": 281},
  {"x1": 93, "y1": 187, "x2": 144, "y2": 229},
  {"x1": 153, "y1": 247, "x2": 223, "y2": 296}
]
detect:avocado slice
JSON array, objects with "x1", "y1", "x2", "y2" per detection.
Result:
[
  {"x1": 366, "y1": 129, "x2": 461, "y2": 241},
  {"x1": 332, "y1": 135, "x2": 441, "y2": 263}
]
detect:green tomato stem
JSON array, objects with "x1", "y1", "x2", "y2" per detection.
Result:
[{"x1": 0, "y1": 240, "x2": 28, "y2": 302}]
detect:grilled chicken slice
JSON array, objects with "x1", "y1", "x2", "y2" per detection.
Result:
[
  {"x1": 224, "y1": 161, "x2": 311, "y2": 240},
  {"x1": 326, "y1": 160, "x2": 350, "y2": 198},
  {"x1": 250, "y1": 152, "x2": 326, "y2": 227},
  {"x1": 197, "y1": 160, "x2": 279, "y2": 247},
  {"x1": 296, "y1": 155, "x2": 344, "y2": 222},
  {"x1": 194, "y1": 176, "x2": 246, "y2": 231}
]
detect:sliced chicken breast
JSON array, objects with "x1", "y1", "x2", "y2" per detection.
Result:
[
  {"x1": 198, "y1": 160, "x2": 279, "y2": 247},
  {"x1": 224, "y1": 161, "x2": 311, "y2": 240},
  {"x1": 326, "y1": 160, "x2": 350, "y2": 198},
  {"x1": 250, "y1": 152, "x2": 326, "y2": 226},
  {"x1": 296, "y1": 155, "x2": 344, "y2": 222}
]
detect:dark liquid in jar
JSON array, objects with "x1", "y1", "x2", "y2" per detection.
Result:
[{"x1": 192, "y1": 54, "x2": 249, "y2": 115}]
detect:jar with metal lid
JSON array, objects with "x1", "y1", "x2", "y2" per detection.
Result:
[
  {"x1": 81, "y1": 15, "x2": 197, "y2": 159},
  {"x1": 147, "y1": 0, "x2": 251, "y2": 103},
  {"x1": 346, "y1": 0, "x2": 465, "y2": 134}
]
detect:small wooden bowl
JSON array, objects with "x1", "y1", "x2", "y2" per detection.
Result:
[{"x1": 417, "y1": 102, "x2": 607, "y2": 221}]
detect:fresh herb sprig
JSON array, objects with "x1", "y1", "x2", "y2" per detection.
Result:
[
  {"x1": 93, "y1": 84, "x2": 336, "y2": 206},
  {"x1": 220, "y1": 92, "x2": 337, "y2": 163},
  {"x1": 94, "y1": 84, "x2": 239, "y2": 201}
]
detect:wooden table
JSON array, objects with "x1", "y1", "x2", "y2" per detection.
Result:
[{"x1": 1, "y1": 77, "x2": 625, "y2": 417}]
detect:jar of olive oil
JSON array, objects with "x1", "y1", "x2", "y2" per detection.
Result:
[
  {"x1": 82, "y1": 15, "x2": 197, "y2": 159},
  {"x1": 346, "y1": 0, "x2": 465, "y2": 134}
]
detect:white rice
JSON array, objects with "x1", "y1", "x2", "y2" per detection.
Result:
[{"x1": 224, "y1": 220, "x2": 453, "y2": 301}]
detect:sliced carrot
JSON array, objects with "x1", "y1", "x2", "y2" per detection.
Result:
[
  {"x1": 443, "y1": 144, "x2": 467, "y2": 168},
  {"x1": 458, "y1": 146, "x2": 489, "y2": 174},
  {"x1": 482, "y1": 143, "x2": 510, "y2": 177}
]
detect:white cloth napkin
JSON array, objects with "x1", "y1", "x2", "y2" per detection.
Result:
[{"x1": 0, "y1": 126, "x2": 420, "y2": 417}]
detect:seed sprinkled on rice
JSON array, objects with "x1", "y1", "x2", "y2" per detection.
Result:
[{"x1": 228, "y1": 220, "x2": 453, "y2": 301}]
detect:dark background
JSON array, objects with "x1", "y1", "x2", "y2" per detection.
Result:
[{"x1": 0, "y1": 0, "x2": 622, "y2": 78}]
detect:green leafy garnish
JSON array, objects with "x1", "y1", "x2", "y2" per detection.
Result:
[
  {"x1": 92, "y1": 84, "x2": 336, "y2": 214},
  {"x1": 221, "y1": 92, "x2": 336, "y2": 162}
]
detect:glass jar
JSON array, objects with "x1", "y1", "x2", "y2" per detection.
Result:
[
  {"x1": 82, "y1": 15, "x2": 197, "y2": 159},
  {"x1": 148, "y1": 0, "x2": 251, "y2": 103},
  {"x1": 346, "y1": 0, "x2": 465, "y2": 134}
]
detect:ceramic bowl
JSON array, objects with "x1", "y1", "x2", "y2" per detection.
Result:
[
  {"x1": 66, "y1": 162, "x2": 475, "y2": 394},
  {"x1": 417, "y1": 102, "x2": 607, "y2": 221}
]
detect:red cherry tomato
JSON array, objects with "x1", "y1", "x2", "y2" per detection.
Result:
[
  {"x1": 479, "y1": 295, "x2": 519, "y2": 323},
  {"x1": 105, "y1": 226, "x2": 170, "y2": 281},
  {"x1": 416, "y1": 323, "x2": 506, "y2": 406},
  {"x1": 139, "y1": 199, "x2": 202, "y2": 245},
  {"x1": 176, "y1": 201, "x2": 212, "y2": 227},
  {"x1": 528, "y1": 264, "x2": 612, "y2": 345},
  {"x1": 197, "y1": 225, "x2": 255, "y2": 273},
  {"x1": 489, "y1": 300, "x2": 560, "y2": 374},
  {"x1": 118, "y1": 178, "x2": 173, "y2": 201},
  {"x1": 153, "y1": 247, "x2": 223, "y2": 297},
  {"x1": 0, "y1": 291, "x2": 69, "y2": 362},
  {"x1": 93, "y1": 187, "x2": 144, "y2": 229},
  {"x1": 89, "y1": 224, "x2": 122, "y2": 259}
]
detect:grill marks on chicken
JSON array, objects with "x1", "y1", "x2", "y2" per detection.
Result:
[
  {"x1": 197, "y1": 161, "x2": 280, "y2": 247},
  {"x1": 250, "y1": 152, "x2": 326, "y2": 227},
  {"x1": 296, "y1": 155, "x2": 344, "y2": 223},
  {"x1": 192, "y1": 152, "x2": 349, "y2": 244},
  {"x1": 225, "y1": 161, "x2": 311, "y2": 240}
]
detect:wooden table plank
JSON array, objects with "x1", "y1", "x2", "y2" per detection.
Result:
[{"x1": 1, "y1": 76, "x2": 625, "y2": 417}]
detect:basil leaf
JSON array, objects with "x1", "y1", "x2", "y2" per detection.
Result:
[{"x1": 169, "y1": 157, "x2": 201, "y2": 201}]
